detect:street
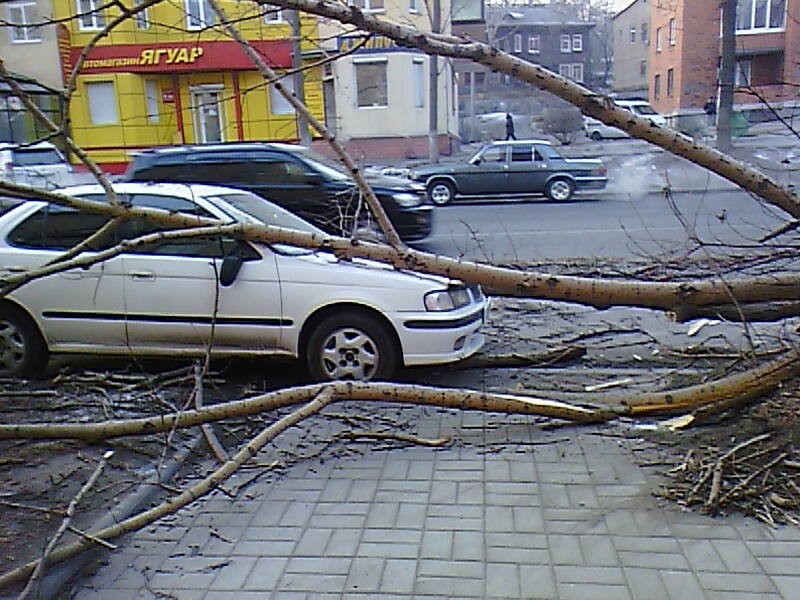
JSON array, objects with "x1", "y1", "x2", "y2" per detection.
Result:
[{"x1": 415, "y1": 128, "x2": 797, "y2": 263}]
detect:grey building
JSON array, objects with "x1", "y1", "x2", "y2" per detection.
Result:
[{"x1": 611, "y1": 0, "x2": 650, "y2": 99}]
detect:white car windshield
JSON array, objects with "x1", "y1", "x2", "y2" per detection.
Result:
[{"x1": 210, "y1": 192, "x2": 324, "y2": 255}]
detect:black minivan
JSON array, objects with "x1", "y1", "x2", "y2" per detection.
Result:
[{"x1": 123, "y1": 143, "x2": 433, "y2": 242}]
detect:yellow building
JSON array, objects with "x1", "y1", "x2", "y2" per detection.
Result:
[{"x1": 53, "y1": 1, "x2": 323, "y2": 173}]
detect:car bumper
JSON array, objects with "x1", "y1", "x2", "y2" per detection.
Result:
[
  {"x1": 396, "y1": 303, "x2": 487, "y2": 366},
  {"x1": 576, "y1": 178, "x2": 608, "y2": 191},
  {"x1": 392, "y1": 204, "x2": 434, "y2": 242}
]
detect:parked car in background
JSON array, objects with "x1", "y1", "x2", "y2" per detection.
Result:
[
  {"x1": 613, "y1": 100, "x2": 667, "y2": 127},
  {"x1": 0, "y1": 183, "x2": 486, "y2": 381},
  {"x1": 409, "y1": 140, "x2": 607, "y2": 205},
  {"x1": 123, "y1": 143, "x2": 433, "y2": 242},
  {"x1": 0, "y1": 141, "x2": 72, "y2": 190},
  {"x1": 583, "y1": 116, "x2": 630, "y2": 141}
]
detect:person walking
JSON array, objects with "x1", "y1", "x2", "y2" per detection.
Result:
[{"x1": 505, "y1": 113, "x2": 516, "y2": 140}]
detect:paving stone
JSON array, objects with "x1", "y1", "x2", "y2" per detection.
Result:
[{"x1": 623, "y1": 567, "x2": 671, "y2": 600}]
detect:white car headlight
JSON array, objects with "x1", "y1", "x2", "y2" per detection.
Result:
[
  {"x1": 424, "y1": 289, "x2": 471, "y2": 311},
  {"x1": 392, "y1": 192, "x2": 423, "y2": 207}
]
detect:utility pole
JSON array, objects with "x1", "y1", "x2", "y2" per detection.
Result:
[
  {"x1": 428, "y1": 0, "x2": 441, "y2": 162},
  {"x1": 717, "y1": 0, "x2": 736, "y2": 152},
  {"x1": 290, "y1": 9, "x2": 311, "y2": 146}
]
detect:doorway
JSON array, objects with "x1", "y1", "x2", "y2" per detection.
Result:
[{"x1": 191, "y1": 88, "x2": 224, "y2": 143}]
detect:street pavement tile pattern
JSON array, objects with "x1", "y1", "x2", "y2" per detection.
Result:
[{"x1": 73, "y1": 406, "x2": 800, "y2": 599}]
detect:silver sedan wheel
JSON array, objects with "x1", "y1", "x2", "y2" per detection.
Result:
[
  {"x1": 319, "y1": 326, "x2": 380, "y2": 380},
  {"x1": 546, "y1": 179, "x2": 574, "y2": 202},
  {"x1": 0, "y1": 317, "x2": 26, "y2": 375},
  {"x1": 429, "y1": 181, "x2": 454, "y2": 205}
]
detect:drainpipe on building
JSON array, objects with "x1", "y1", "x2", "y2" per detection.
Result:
[
  {"x1": 290, "y1": 9, "x2": 311, "y2": 146},
  {"x1": 428, "y1": 0, "x2": 441, "y2": 162}
]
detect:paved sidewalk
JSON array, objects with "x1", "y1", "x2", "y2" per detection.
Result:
[{"x1": 71, "y1": 406, "x2": 800, "y2": 600}]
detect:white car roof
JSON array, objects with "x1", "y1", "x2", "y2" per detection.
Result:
[{"x1": 55, "y1": 182, "x2": 247, "y2": 199}]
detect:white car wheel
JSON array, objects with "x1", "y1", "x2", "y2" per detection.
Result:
[
  {"x1": 0, "y1": 305, "x2": 47, "y2": 378},
  {"x1": 545, "y1": 178, "x2": 575, "y2": 202},
  {"x1": 428, "y1": 180, "x2": 455, "y2": 206},
  {"x1": 306, "y1": 313, "x2": 398, "y2": 381}
]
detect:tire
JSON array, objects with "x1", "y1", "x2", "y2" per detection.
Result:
[
  {"x1": 427, "y1": 180, "x2": 455, "y2": 206},
  {"x1": 545, "y1": 178, "x2": 575, "y2": 202},
  {"x1": 590, "y1": 131, "x2": 602, "y2": 141},
  {"x1": 305, "y1": 312, "x2": 399, "y2": 382},
  {"x1": 0, "y1": 304, "x2": 48, "y2": 378}
]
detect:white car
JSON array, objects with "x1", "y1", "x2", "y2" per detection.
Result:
[
  {"x1": 0, "y1": 183, "x2": 486, "y2": 381},
  {"x1": 0, "y1": 141, "x2": 73, "y2": 190},
  {"x1": 583, "y1": 116, "x2": 630, "y2": 141}
]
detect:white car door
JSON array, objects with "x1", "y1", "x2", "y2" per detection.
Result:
[
  {"x1": 2, "y1": 203, "x2": 126, "y2": 349},
  {"x1": 118, "y1": 193, "x2": 285, "y2": 354}
]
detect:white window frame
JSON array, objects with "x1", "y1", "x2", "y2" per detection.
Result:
[
  {"x1": 133, "y1": 0, "x2": 149, "y2": 29},
  {"x1": 736, "y1": 0, "x2": 786, "y2": 32},
  {"x1": 354, "y1": 58, "x2": 388, "y2": 108},
  {"x1": 76, "y1": 0, "x2": 105, "y2": 31},
  {"x1": 735, "y1": 59, "x2": 752, "y2": 87},
  {"x1": 145, "y1": 80, "x2": 159, "y2": 123},
  {"x1": 262, "y1": 4, "x2": 283, "y2": 23},
  {"x1": 86, "y1": 81, "x2": 118, "y2": 125},
  {"x1": 630, "y1": 27, "x2": 636, "y2": 43},
  {"x1": 528, "y1": 35, "x2": 540, "y2": 54},
  {"x1": 668, "y1": 18, "x2": 676, "y2": 45},
  {"x1": 653, "y1": 73, "x2": 661, "y2": 99},
  {"x1": 572, "y1": 34, "x2": 583, "y2": 52},
  {"x1": 409, "y1": 0, "x2": 418, "y2": 13},
  {"x1": 513, "y1": 34, "x2": 522, "y2": 53},
  {"x1": 571, "y1": 63, "x2": 584, "y2": 83},
  {"x1": 269, "y1": 77, "x2": 296, "y2": 115},
  {"x1": 560, "y1": 34, "x2": 572, "y2": 53},
  {"x1": 412, "y1": 58, "x2": 425, "y2": 108},
  {"x1": 7, "y1": 2, "x2": 40, "y2": 43},
  {"x1": 349, "y1": 0, "x2": 385, "y2": 12},
  {"x1": 558, "y1": 64, "x2": 571, "y2": 79},
  {"x1": 655, "y1": 27, "x2": 662, "y2": 52},
  {"x1": 185, "y1": 0, "x2": 215, "y2": 30}
]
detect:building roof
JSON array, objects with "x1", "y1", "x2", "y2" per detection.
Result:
[{"x1": 485, "y1": 5, "x2": 592, "y2": 27}]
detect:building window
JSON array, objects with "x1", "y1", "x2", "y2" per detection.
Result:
[
  {"x1": 629, "y1": 27, "x2": 636, "y2": 43},
  {"x1": 409, "y1": 0, "x2": 418, "y2": 12},
  {"x1": 572, "y1": 34, "x2": 583, "y2": 52},
  {"x1": 560, "y1": 34, "x2": 572, "y2": 52},
  {"x1": 262, "y1": 4, "x2": 283, "y2": 22},
  {"x1": 412, "y1": 58, "x2": 425, "y2": 108},
  {"x1": 668, "y1": 18, "x2": 676, "y2": 45},
  {"x1": 186, "y1": 0, "x2": 215, "y2": 29},
  {"x1": 133, "y1": 0, "x2": 149, "y2": 29},
  {"x1": 354, "y1": 59, "x2": 388, "y2": 107},
  {"x1": 655, "y1": 27, "x2": 662, "y2": 52},
  {"x1": 735, "y1": 59, "x2": 752, "y2": 87},
  {"x1": 736, "y1": 0, "x2": 785, "y2": 31},
  {"x1": 269, "y1": 77, "x2": 296, "y2": 114},
  {"x1": 640, "y1": 59, "x2": 647, "y2": 76},
  {"x1": 76, "y1": 0, "x2": 105, "y2": 30},
  {"x1": 559, "y1": 63, "x2": 583, "y2": 83},
  {"x1": 513, "y1": 34, "x2": 522, "y2": 53},
  {"x1": 144, "y1": 80, "x2": 159, "y2": 123},
  {"x1": 667, "y1": 68, "x2": 674, "y2": 96},
  {"x1": 528, "y1": 35, "x2": 540, "y2": 54},
  {"x1": 641, "y1": 22, "x2": 648, "y2": 44},
  {"x1": 350, "y1": 0, "x2": 385, "y2": 11},
  {"x1": 86, "y1": 81, "x2": 118, "y2": 125},
  {"x1": 7, "y1": 2, "x2": 40, "y2": 42},
  {"x1": 653, "y1": 73, "x2": 661, "y2": 99}
]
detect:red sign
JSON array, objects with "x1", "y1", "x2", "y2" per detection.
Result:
[
  {"x1": 68, "y1": 40, "x2": 292, "y2": 74},
  {"x1": 161, "y1": 89, "x2": 175, "y2": 104}
]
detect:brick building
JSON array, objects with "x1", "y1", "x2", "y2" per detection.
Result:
[
  {"x1": 649, "y1": 0, "x2": 799, "y2": 126},
  {"x1": 611, "y1": 0, "x2": 650, "y2": 100}
]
